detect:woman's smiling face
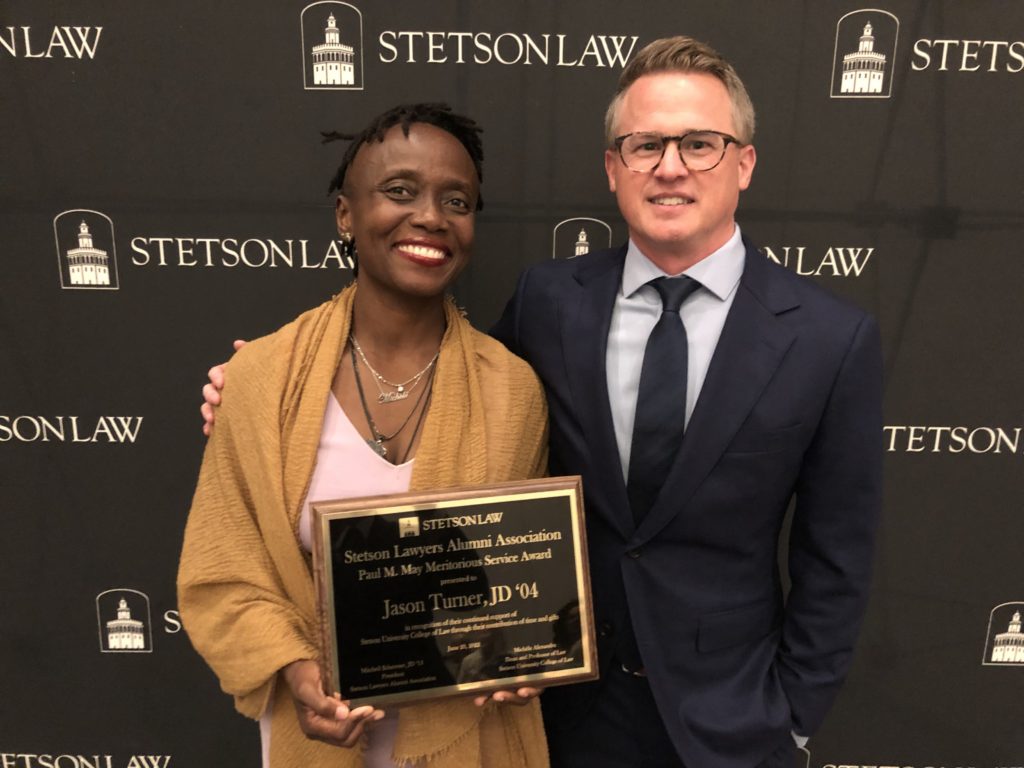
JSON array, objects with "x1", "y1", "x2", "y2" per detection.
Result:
[{"x1": 336, "y1": 122, "x2": 480, "y2": 300}]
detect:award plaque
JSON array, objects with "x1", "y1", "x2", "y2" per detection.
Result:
[{"x1": 311, "y1": 475, "x2": 597, "y2": 707}]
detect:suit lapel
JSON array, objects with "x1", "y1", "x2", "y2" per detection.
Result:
[
  {"x1": 561, "y1": 247, "x2": 634, "y2": 539},
  {"x1": 634, "y1": 243, "x2": 799, "y2": 543}
]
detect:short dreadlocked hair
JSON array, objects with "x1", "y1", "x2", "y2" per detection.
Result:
[{"x1": 324, "y1": 102, "x2": 485, "y2": 210}]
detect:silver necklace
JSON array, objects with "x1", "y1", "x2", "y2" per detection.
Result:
[
  {"x1": 349, "y1": 334, "x2": 439, "y2": 404},
  {"x1": 350, "y1": 342, "x2": 434, "y2": 459}
]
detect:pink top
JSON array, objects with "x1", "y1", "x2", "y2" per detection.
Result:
[
  {"x1": 261, "y1": 391, "x2": 414, "y2": 768},
  {"x1": 297, "y1": 391, "x2": 414, "y2": 551}
]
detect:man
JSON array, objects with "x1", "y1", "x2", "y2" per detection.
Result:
[
  {"x1": 490, "y1": 37, "x2": 881, "y2": 768},
  {"x1": 203, "y1": 36, "x2": 882, "y2": 768}
]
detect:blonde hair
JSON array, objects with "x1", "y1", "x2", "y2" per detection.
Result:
[{"x1": 605, "y1": 36, "x2": 756, "y2": 145}]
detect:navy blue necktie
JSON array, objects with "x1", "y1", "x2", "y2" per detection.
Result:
[{"x1": 627, "y1": 275, "x2": 702, "y2": 525}]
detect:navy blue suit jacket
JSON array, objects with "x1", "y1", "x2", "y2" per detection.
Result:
[{"x1": 491, "y1": 239, "x2": 883, "y2": 767}]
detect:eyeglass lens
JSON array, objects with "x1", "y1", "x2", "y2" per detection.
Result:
[{"x1": 620, "y1": 132, "x2": 728, "y2": 172}]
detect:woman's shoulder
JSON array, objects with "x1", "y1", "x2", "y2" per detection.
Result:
[
  {"x1": 223, "y1": 296, "x2": 340, "y2": 397},
  {"x1": 467, "y1": 324, "x2": 540, "y2": 388}
]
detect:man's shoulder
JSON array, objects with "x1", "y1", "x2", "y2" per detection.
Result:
[
  {"x1": 508, "y1": 248, "x2": 624, "y2": 310},
  {"x1": 468, "y1": 323, "x2": 542, "y2": 388},
  {"x1": 743, "y1": 243, "x2": 874, "y2": 327},
  {"x1": 519, "y1": 246, "x2": 623, "y2": 280}
]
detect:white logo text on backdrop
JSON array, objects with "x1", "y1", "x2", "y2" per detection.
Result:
[
  {"x1": 380, "y1": 31, "x2": 638, "y2": 68},
  {"x1": 912, "y1": 38, "x2": 1024, "y2": 72},
  {"x1": 0, "y1": 25, "x2": 102, "y2": 59},
  {"x1": 761, "y1": 246, "x2": 874, "y2": 277},
  {"x1": 0, "y1": 755, "x2": 172, "y2": 767},
  {"x1": 0, "y1": 415, "x2": 143, "y2": 443},
  {"x1": 884, "y1": 425, "x2": 1023, "y2": 454}
]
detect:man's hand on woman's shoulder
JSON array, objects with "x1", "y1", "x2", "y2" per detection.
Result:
[{"x1": 200, "y1": 339, "x2": 247, "y2": 435}]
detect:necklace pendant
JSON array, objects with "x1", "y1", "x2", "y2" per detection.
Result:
[
  {"x1": 367, "y1": 438, "x2": 387, "y2": 457},
  {"x1": 378, "y1": 390, "x2": 409, "y2": 404}
]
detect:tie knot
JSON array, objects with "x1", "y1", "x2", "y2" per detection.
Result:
[{"x1": 651, "y1": 275, "x2": 701, "y2": 313}]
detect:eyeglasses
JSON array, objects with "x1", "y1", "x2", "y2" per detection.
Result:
[{"x1": 613, "y1": 130, "x2": 742, "y2": 173}]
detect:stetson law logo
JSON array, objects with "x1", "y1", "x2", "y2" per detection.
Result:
[
  {"x1": 54, "y1": 210, "x2": 119, "y2": 290},
  {"x1": 0, "y1": 24, "x2": 102, "y2": 59},
  {"x1": 298, "y1": 0, "x2": 637, "y2": 73},
  {"x1": 50, "y1": 210, "x2": 354, "y2": 282},
  {"x1": 97, "y1": 589, "x2": 152, "y2": 653},
  {"x1": 380, "y1": 30, "x2": 638, "y2": 68},
  {"x1": 301, "y1": 1, "x2": 363, "y2": 90},
  {"x1": 884, "y1": 425, "x2": 1023, "y2": 454},
  {"x1": 0, "y1": 415, "x2": 143, "y2": 443},
  {"x1": 552, "y1": 218, "x2": 613, "y2": 260},
  {"x1": 912, "y1": 37, "x2": 1024, "y2": 73},
  {"x1": 399, "y1": 516, "x2": 421, "y2": 538},
  {"x1": 830, "y1": 10, "x2": 899, "y2": 98},
  {"x1": 0, "y1": 754, "x2": 172, "y2": 768},
  {"x1": 761, "y1": 245, "x2": 874, "y2": 277},
  {"x1": 983, "y1": 602, "x2": 1024, "y2": 665}
]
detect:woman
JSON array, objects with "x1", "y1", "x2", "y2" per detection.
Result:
[{"x1": 178, "y1": 104, "x2": 550, "y2": 768}]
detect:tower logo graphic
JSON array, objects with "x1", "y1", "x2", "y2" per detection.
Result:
[
  {"x1": 552, "y1": 218, "x2": 613, "y2": 260},
  {"x1": 982, "y1": 602, "x2": 1024, "y2": 665},
  {"x1": 301, "y1": 2, "x2": 364, "y2": 90},
  {"x1": 398, "y1": 516, "x2": 420, "y2": 538},
  {"x1": 830, "y1": 10, "x2": 899, "y2": 99},
  {"x1": 53, "y1": 209, "x2": 119, "y2": 290},
  {"x1": 96, "y1": 588, "x2": 153, "y2": 653}
]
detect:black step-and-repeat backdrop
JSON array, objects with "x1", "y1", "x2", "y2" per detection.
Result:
[{"x1": 2, "y1": 1, "x2": 1022, "y2": 766}]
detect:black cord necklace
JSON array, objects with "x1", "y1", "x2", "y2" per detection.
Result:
[
  {"x1": 350, "y1": 341, "x2": 433, "y2": 460},
  {"x1": 396, "y1": 383, "x2": 433, "y2": 465}
]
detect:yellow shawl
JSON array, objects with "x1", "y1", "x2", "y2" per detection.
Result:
[{"x1": 178, "y1": 283, "x2": 550, "y2": 767}]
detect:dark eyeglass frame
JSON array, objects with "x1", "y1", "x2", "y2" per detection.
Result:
[{"x1": 612, "y1": 130, "x2": 744, "y2": 173}]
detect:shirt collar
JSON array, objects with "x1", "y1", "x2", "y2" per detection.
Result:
[{"x1": 621, "y1": 224, "x2": 745, "y2": 302}]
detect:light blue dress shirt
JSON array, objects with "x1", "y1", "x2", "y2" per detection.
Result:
[{"x1": 605, "y1": 224, "x2": 745, "y2": 483}]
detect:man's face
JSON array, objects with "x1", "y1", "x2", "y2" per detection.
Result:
[{"x1": 604, "y1": 72, "x2": 756, "y2": 271}]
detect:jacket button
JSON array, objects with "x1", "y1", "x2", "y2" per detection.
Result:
[
  {"x1": 598, "y1": 622, "x2": 613, "y2": 638},
  {"x1": 627, "y1": 548, "x2": 641, "y2": 559}
]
